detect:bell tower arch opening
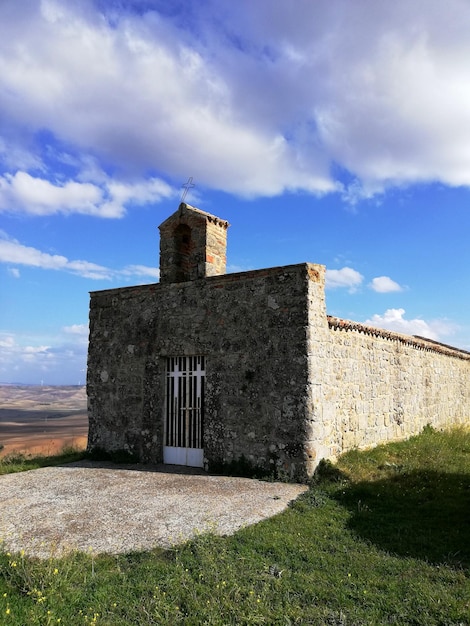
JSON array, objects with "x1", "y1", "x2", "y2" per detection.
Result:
[{"x1": 173, "y1": 223, "x2": 192, "y2": 282}]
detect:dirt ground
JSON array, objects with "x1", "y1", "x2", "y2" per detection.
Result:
[
  {"x1": 0, "y1": 386, "x2": 307, "y2": 558},
  {"x1": 0, "y1": 462, "x2": 306, "y2": 558},
  {"x1": 0, "y1": 385, "x2": 88, "y2": 457}
]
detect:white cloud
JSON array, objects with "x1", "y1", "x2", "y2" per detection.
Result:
[
  {"x1": 0, "y1": 235, "x2": 108, "y2": 276},
  {"x1": 0, "y1": 237, "x2": 69, "y2": 270},
  {"x1": 0, "y1": 137, "x2": 43, "y2": 172},
  {"x1": 0, "y1": 171, "x2": 173, "y2": 218},
  {"x1": 364, "y1": 308, "x2": 457, "y2": 341},
  {"x1": 121, "y1": 265, "x2": 160, "y2": 280},
  {"x1": 0, "y1": 0, "x2": 469, "y2": 199},
  {"x1": 326, "y1": 267, "x2": 364, "y2": 292},
  {"x1": 0, "y1": 329, "x2": 87, "y2": 385},
  {"x1": 0, "y1": 333, "x2": 50, "y2": 367},
  {"x1": 369, "y1": 276, "x2": 403, "y2": 293},
  {"x1": 63, "y1": 324, "x2": 89, "y2": 341},
  {"x1": 7, "y1": 267, "x2": 20, "y2": 278},
  {"x1": 0, "y1": 335, "x2": 15, "y2": 349},
  {"x1": 0, "y1": 171, "x2": 102, "y2": 216},
  {"x1": 0, "y1": 1, "x2": 339, "y2": 198},
  {"x1": 0, "y1": 234, "x2": 160, "y2": 281}
]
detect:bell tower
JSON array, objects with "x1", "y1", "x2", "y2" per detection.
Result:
[{"x1": 158, "y1": 203, "x2": 230, "y2": 284}]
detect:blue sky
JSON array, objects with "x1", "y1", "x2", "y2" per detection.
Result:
[{"x1": 1, "y1": 0, "x2": 470, "y2": 384}]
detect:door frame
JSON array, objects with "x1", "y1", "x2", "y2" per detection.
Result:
[{"x1": 163, "y1": 355, "x2": 205, "y2": 467}]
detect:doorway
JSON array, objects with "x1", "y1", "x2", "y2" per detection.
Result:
[{"x1": 163, "y1": 356, "x2": 205, "y2": 467}]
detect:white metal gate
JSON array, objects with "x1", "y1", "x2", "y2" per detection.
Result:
[{"x1": 163, "y1": 356, "x2": 205, "y2": 467}]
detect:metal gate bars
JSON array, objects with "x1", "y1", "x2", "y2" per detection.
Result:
[{"x1": 164, "y1": 355, "x2": 205, "y2": 467}]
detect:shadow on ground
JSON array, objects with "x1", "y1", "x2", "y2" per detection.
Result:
[
  {"x1": 67, "y1": 459, "x2": 207, "y2": 475},
  {"x1": 334, "y1": 469, "x2": 470, "y2": 571}
]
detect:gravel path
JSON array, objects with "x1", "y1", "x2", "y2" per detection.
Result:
[{"x1": 0, "y1": 461, "x2": 306, "y2": 558}]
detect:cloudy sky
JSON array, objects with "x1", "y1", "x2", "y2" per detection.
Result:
[{"x1": 1, "y1": 0, "x2": 470, "y2": 384}]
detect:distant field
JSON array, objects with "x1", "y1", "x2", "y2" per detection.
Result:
[{"x1": 0, "y1": 385, "x2": 88, "y2": 457}]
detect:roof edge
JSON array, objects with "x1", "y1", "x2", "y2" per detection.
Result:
[{"x1": 328, "y1": 315, "x2": 470, "y2": 360}]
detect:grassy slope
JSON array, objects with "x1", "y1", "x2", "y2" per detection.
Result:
[{"x1": 1, "y1": 426, "x2": 470, "y2": 625}]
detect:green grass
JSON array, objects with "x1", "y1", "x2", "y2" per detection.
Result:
[
  {"x1": 0, "y1": 447, "x2": 86, "y2": 475},
  {"x1": 1, "y1": 426, "x2": 470, "y2": 625}
]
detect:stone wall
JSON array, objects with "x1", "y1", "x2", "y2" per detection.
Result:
[
  {"x1": 87, "y1": 263, "x2": 322, "y2": 480},
  {"x1": 306, "y1": 313, "x2": 470, "y2": 469},
  {"x1": 159, "y1": 203, "x2": 229, "y2": 283},
  {"x1": 87, "y1": 258, "x2": 470, "y2": 481}
]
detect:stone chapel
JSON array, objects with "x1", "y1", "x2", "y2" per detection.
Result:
[{"x1": 86, "y1": 203, "x2": 470, "y2": 481}]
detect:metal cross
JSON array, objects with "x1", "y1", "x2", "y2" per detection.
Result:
[{"x1": 181, "y1": 176, "x2": 195, "y2": 202}]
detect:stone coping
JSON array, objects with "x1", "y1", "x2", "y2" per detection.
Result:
[
  {"x1": 327, "y1": 315, "x2": 470, "y2": 360},
  {"x1": 89, "y1": 262, "x2": 324, "y2": 296}
]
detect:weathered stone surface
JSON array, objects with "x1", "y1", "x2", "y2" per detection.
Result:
[
  {"x1": 87, "y1": 204, "x2": 470, "y2": 482},
  {"x1": 159, "y1": 202, "x2": 229, "y2": 283},
  {"x1": 309, "y1": 320, "x2": 470, "y2": 462},
  {"x1": 88, "y1": 263, "x2": 318, "y2": 481}
]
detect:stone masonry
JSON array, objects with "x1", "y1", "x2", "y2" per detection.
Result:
[
  {"x1": 87, "y1": 203, "x2": 470, "y2": 481},
  {"x1": 159, "y1": 203, "x2": 229, "y2": 283}
]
